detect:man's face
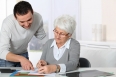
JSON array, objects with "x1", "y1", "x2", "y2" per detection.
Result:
[{"x1": 16, "y1": 11, "x2": 33, "y2": 29}]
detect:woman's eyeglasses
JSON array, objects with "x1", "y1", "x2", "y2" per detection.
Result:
[{"x1": 53, "y1": 29, "x2": 69, "y2": 37}]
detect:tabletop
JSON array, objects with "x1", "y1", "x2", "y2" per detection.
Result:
[{"x1": 0, "y1": 67, "x2": 116, "y2": 77}]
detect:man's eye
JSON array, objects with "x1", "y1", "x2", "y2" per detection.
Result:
[
  {"x1": 20, "y1": 22, "x2": 24, "y2": 23},
  {"x1": 28, "y1": 19, "x2": 31, "y2": 21},
  {"x1": 28, "y1": 18, "x2": 32, "y2": 21}
]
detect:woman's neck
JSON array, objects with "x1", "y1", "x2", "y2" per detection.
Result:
[{"x1": 56, "y1": 43, "x2": 64, "y2": 48}]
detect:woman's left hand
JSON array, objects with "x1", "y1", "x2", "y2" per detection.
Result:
[{"x1": 38, "y1": 65, "x2": 57, "y2": 74}]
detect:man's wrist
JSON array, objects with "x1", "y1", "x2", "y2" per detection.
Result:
[{"x1": 18, "y1": 56, "x2": 26, "y2": 62}]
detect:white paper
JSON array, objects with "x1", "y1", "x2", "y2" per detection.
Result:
[
  {"x1": 18, "y1": 68, "x2": 38, "y2": 73},
  {"x1": 28, "y1": 72, "x2": 56, "y2": 76},
  {"x1": 18, "y1": 68, "x2": 56, "y2": 76}
]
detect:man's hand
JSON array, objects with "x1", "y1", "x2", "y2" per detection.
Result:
[
  {"x1": 38, "y1": 65, "x2": 57, "y2": 74},
  {"x1": 19, "y1": 57, "x2": 34, "y2": 70},
  {"x1": 6, "y1": 52, "x2": 34, "y2": 70},
  {"x1": 36, "y1": 60, "x2": 47, "y2": 68}
]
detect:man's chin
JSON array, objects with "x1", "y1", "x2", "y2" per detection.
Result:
[{"x1": 24, "y1": 27, "x2": 30, "y2": 29}]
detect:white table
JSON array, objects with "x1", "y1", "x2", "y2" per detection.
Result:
[
  {"x1": 75, "y1": 68, "x2": 116, "y2": 77},
  {"x1": 0, "y1": 67, "x2": 116, "y2": 77}
]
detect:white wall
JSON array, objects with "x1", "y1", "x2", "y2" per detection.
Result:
[
  {"x1": 0, "y1": 0, "x2": 16, "y2": 31},
  {"x1": 0, "y1": 0, "x2": 6, "y2": 31},
  {"x1": 102, "y1": 0, "x2": 116, "y2": 41},
  {"x1": 24, "y1": 0, "x2": 79, "y2": 39},
  {"x1": 80, "y1": 0, "x2": 102, "y2": 41},
  {"x1": 6, "y1": 0, "x2": 16, "y2": 16}
]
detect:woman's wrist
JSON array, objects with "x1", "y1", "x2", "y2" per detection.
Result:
[{"x1": 55, "y1": 65, "x2": 60, "y2": 73}]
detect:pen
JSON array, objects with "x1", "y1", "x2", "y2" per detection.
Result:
[
  {"x1": 40, "y1": 61, "x2": 44, "y2": 66},
  {"x1": 40, "y1": 63, "x2": 44, "y2": 66}
]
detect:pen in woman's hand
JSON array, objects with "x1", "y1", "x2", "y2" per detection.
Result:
[
  {"x1": 36, "y1": 60, "x2": 47, "y2": 68},
  {"x1": 40, "y1": 63, "x2": 44, "y2": 66},
  {"x1": 37, "y1": 61, "x2": 43, "y2": 68},
  {"x1": 40, "y1": 61, "x2": 46, "y2": 67}
]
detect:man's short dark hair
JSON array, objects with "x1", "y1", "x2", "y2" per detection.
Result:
[{"x1": 13, "y1": 1, "x2": 33, "y2": 18}]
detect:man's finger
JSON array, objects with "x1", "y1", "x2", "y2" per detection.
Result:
[
  {"x1": 22, "y1": 66, "x2": 25, "y2": 70},
  {"x1": 30, "y1": 65, "x2": 34, "y2": 70},
  {"x1": 24, "y1": 63, "x2": 29, "y2": 70}
]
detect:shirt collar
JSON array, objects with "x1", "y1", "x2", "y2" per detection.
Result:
[
  {"x1": 51, "y1": 40, "x2": 56, "y2": 48},
  {"x1": 50, "y1": 38, "x2": 71, "y2": 49}
]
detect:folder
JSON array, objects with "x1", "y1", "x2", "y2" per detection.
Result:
[
  {"x1": 0, "y1": 69, "x2": 16, "y2": 73},
  {"x1": 10, "y1": 70, "x2": 44, "y2": 77}
]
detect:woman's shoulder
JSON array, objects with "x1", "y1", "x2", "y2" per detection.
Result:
[
  {"x1": 45, "y1": 38, "x2": 54, "y2": 45},
  {"x1": 70, "y1": 38, "x2": 80, "y2": 46}
]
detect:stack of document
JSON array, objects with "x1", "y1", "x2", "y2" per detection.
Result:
[{"x1": 18, "y1": 68, "x2": 56, "y2": 76}]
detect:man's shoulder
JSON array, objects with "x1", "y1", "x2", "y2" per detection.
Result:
[
  {"x1": 33, "y1": 12, "x2": 42, "y2": 18},
  {"x1": 2, "y1": 14, "x2": 16, "y2": 29},
  {"x1": 3, "y1": 14, "x2": 15, "y2": 23}
]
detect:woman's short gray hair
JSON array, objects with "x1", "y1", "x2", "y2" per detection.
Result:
[{"x1": 54, "y1": 15, "x2": 76, "y2": 34}]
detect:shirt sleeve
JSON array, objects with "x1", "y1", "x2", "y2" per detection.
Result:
[
  {"x1": 0, "y1": 22, "x2": 11, "y2": 60},
  {"x1": 65, "y1": 40, "x2": 80, "y2": 71},
  {"x1": 34, "y1": 16, "x2": 46, "y2": 40},
  {"x1": 58, "y1": 64, "x2": 66, "y2": 73}
]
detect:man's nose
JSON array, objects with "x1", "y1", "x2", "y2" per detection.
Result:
[{"x1": 24, "y1": 22, "x2": 29, "y2": 27}]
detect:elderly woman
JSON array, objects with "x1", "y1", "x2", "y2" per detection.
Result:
[{"x1": 36, "y1": 15, "x2": 80, "y2": 74}]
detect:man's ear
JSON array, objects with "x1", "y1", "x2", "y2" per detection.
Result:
[{"x1": 14, "y1": 15, "x2": 17, "y2": 19}]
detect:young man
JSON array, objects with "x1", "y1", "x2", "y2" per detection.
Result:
[{"x1": 0, "y1": 1, "x2": 46, "y2": 70}]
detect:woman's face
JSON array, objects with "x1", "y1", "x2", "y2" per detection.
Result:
[{"x1": 53, "y1": 27, "x2": 71, "y2": 45}]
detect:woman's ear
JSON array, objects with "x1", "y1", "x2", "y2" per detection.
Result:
[{"x1": 68, "y1": 34, "x2": 72, "y2": 38}]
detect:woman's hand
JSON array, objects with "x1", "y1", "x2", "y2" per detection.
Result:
[
  {"x1": 38, "y1": 65, "x2": 57, "y2": 74},
  {"x1": 36, "y1": 60, "x2": 47, "y2": 68}
]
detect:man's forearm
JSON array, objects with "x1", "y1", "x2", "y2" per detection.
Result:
[{"x1": 6, "y1": 52, "x2": 25, "y2": 62}]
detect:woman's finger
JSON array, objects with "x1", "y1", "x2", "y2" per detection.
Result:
[{"x1": 38, "y1": 68, "x2": 45, "y2": 74}]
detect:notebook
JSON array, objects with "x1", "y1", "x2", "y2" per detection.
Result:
[{"x1": 61, "y1": 70, "x2": 114, "y2": 77}]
